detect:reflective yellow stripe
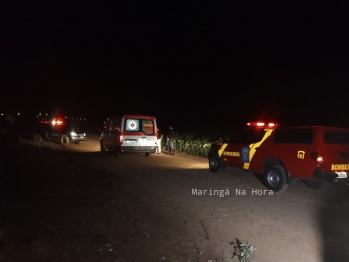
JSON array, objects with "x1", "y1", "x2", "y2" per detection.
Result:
[
  {"x1": 243, "y1": 129, "x2": 274, "y2": 169},
  {"x1": 218, "y1": 143, "x2": 229, "y2": 157}
]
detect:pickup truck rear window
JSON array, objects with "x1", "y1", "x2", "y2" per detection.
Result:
[
  {"x1": 228, "y1": 129, "x2": 267, "y2": 144},
  {"x1": 324, "y1": 132, "x2": 349, "y2": 144},
  {"x1": 273, "y1": 129, "x2": 313, "y2": 144}
]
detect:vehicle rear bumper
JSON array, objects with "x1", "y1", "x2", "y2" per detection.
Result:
[
  {"x1": 70, "y1": 134, "x2": 86, "y2": 142},
  {"x1": 313, "y1": 167, "x2": 348, "y2": 180},
  {"x1": 120, "y1": 146, "x2": 157, "y2": 153}
]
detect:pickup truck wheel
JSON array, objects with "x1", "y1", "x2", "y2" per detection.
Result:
[
  {"x1": 209, "y1": 154, "x2": 220, "y2": 173},
  {"x1": 112, "y1": 144, "x2": 118, "y2": 157},
  {"x1": 145, "y1": 153, "x2": 150, "y2": 157},
  {"x1": 303, "y1": 179, "x2": 325, "y2": 189},
  {"x1": 62, "y1": 136, "x2": 69, "y2": 144},
  {"x1": 33, "y1": 133, "x2": 42, "y2": 142},
  {"x1": 264, "y1": 165, "x2": 288, "y2": 192},
  {"x1": 100, "y1": 140, "x2": 105, "y2": 152}
]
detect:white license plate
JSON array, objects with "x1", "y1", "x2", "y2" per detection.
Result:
[{"x1": 335, "y1": 171, "x2": 347, "y2": 178}]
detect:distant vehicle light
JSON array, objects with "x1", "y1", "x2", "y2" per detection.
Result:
[
  {"x1": 52, "y1": 119, "x2": 63, "y2": 126},
  {"x1": 71, "y1": 132, "x2": 77, "y2": 136}
]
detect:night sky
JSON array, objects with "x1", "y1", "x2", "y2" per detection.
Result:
[{"x1": 2, "y1": 1, "x2": 349, "y2": 130}]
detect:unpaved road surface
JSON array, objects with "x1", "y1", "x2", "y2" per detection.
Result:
[{"x1": 1, "y1": 134, "x2": 349, "y2": 262}]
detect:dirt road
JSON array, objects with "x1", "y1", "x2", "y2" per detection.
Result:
[{"x1": 1, "y1": 134, "x2": 349, "y2": 262}]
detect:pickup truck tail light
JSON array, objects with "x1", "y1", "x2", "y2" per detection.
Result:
[
  {"x1": 120, "y1": 135, "x2": 123, "y2": 144},
  {"x1": 310, "y1": 152, "x2": 323, "y2": 164},
  {"x1": 317, "y1": 156, "x2": 323, "y2": 164}
]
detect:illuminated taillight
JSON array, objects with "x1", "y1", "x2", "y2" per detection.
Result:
[
  {"x1": 268, "y1": 123, "x2": 275, "y2": 127},
  {"x1": 120, "y1": 135, "x2": 123, "y2": 143},
  {"x1": 310, "y1": 152, "x2": 323, "y2": 164},
  {"x1": 317, "y1": 156, "x2": 323, "y2": 164}
]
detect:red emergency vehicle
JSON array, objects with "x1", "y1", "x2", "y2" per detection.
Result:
[{"x1": 208, "y1": 122, "x2": 349, "y2": 192}]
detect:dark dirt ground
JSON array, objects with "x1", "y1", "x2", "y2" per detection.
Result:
[{"x1": 1, "y1": 136, "x2": 349, "y2": 262}]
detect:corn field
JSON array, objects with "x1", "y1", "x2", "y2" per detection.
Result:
[{"x1": 161, "y1": 133, "x2": 215, "y2": 158}]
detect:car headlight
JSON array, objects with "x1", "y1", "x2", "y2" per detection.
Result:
[{"x1": 71, "y1": 132, "x2": 77, "y2": 136}]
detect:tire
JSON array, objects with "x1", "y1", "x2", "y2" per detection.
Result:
[
  {"x1": 74, "y1": 141, "x2": 80, "y2": 144},
  {"x1": 112, "y1": 144, "x2": 118, "y2": 157},
  {"x1": 100, "y1": 140, "x2": 105, "y2": 152},
  {"x1": 303, "y1": 179, "x2": 325, "y2": 189},
  {"x1": 209, "y1": 154, "x2": 220, "y2": 173},
  {"x1": 145, "y1": 153, "x2": 150, "y2": 157},
  {"x1": 33, "y1": 133, "x2": 42, "y2": 142},
  {"x1": 62, "y1": 136, "x2": 69, "y2": 144},
  {"x1": 264, "y1": 165, "x2": 288, "y2": 192}
]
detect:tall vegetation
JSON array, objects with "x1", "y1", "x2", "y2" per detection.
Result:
[{"x1": 161, "y1": 133, "x2": 220, "y2": 158}]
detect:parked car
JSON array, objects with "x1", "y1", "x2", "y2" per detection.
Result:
[
  {"x1": 208, "y1": 121, "x2": 349, "y2": 192},
  {"x1": 20, "y1": 115, "x2": 86, "y2": 144}
]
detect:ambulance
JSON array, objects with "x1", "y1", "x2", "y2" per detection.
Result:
[
  {"x1": 208, "y1": 122, "x2": 349, "y2": 192},
  {"x1": 100, "y1": 115, "x2": 158, "y2": 157}
]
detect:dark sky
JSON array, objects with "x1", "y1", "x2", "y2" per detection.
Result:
[{"x1": 1, "y1": 1, "x2": 349, "y2": 129}]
